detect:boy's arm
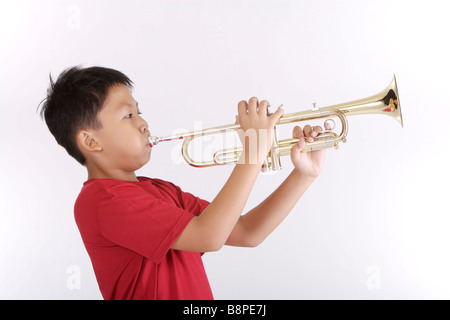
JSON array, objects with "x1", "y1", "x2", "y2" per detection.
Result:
[
  {"x1": 225, "y1": 169, "x2": 315, "y2": 247},
  {"x1": 226, "y1": 124, "x2": 328, "y2": 247},
  {"x1": 171, "y1": 98, "x2": 284, "y2": 253}
]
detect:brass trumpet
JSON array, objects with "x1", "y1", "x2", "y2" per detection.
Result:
[{"x1": 149, "y1": 76, "x2": 403, "y2": 172}]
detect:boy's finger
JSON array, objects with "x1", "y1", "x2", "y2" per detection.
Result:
[
  {"x1": 292, "y1": 125, "x2": 304, "y2": 139},
  {"x1": 258, "y1": 100, "x2": 269, "y2": 116},
  {"x1": 270, "y1": 105, "x2": 284, "y2": 124},
  {"x1": 311, "y1": 126, "x2": 322, "y2": 137},
  {"x1": 248, "y1": 97, "x2": 258, "y2": 115},
  {"x1": 303, "y1": 124, "x2": 313, "y2": 137},
  {"x1": 238, "y1": 100, "x2": 248, "y2": 116}
]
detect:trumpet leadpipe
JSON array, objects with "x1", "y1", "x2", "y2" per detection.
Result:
[{"x1": 149, "y1": 123, "x2": 241, "y2": 147}]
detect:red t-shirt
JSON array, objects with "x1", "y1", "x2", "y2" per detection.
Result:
[{"x1": 74, "y1": 176, "x2": 213, "y2": 300}]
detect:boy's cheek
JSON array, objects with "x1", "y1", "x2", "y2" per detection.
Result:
[
  {"x1": 100, "y1": 130, "x2": 127, "y2": 148},
  {"x1": 108, "y1": 136, "x2": 143, "y2": 156}
]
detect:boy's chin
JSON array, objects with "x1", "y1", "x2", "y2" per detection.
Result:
[
  {"x1": 119, "y1": 154, "x2": 151, "y2": 173},
  {"x1": 137, "y1": 153, "x2": 151, "y2": 170}
]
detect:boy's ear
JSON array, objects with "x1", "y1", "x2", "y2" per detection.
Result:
[{"x1": 77, "y1": 130, "x2": 103, "y2": 152}]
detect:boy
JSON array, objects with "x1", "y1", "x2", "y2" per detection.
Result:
[{"x1": 40, "y1": 66, "x2": 327, "y2": 300}]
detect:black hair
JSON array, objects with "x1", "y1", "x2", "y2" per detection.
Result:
[{"x1": 39, "y1": 66, "x2": 133, "y2": 165}]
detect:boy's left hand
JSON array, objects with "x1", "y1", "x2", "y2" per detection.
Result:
[{"x1": 290, "y1": 123, "x2": 331, "y2": 178}]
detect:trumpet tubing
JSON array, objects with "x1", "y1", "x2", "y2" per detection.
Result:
[{"x1": 149, "y1": 75, "x2": 403, "y2": 172}]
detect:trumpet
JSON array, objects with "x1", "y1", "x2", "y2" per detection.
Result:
[{"x1": 149, "y1": 75, "x2": 403, "y2": 172}]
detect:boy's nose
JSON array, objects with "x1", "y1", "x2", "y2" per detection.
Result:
[{"x1": 140, "y1": 119, "x2": 149, "y2": 134}]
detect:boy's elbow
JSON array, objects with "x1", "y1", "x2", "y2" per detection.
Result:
[
  {"x1": 207, "y1": 237, "x2": 262, "y2": 251},
  {"x1": 207, "y1": 242, "x2": 224, "y2": 252},
  {"x1": 206, "y1": 237, "x2": 227, "y2": 252},
  {"x1": 226, "y1": 235, "x2": 263, "y2": 248},
  {"x1": 242, "y1": 237, "x2": 262, "y2": 248},
  {"x1": 242, "y1": 231, "x2": 268, "y2": 247}
]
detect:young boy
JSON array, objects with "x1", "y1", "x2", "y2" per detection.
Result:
[{"x1": 40, "y1": 66, "x2": 327, "y2": 300}]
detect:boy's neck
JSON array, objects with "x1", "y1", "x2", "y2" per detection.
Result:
[{"x1": 86, "y1": 162, "x2": 139, "y2": 182}]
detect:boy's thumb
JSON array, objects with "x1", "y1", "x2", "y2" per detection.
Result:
[{"x1": 271, "y1": 105, "x2": 284, "y2": 122}]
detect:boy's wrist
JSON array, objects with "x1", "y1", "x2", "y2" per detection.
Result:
[
  {"x1": 237, "y1": 147, "x2": 267, "y2": 168},
  {"x1": 290, "y1": 168, "x2": 318, "y2": 184}
]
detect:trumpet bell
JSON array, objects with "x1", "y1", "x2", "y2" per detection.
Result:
[{"x1": 328, "y1": 75, "x2": 403, "y2": 127}]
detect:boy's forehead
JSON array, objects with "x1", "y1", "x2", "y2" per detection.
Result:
[{"x1": 104, "y1": 84, "x2": 137, "y2": 109}]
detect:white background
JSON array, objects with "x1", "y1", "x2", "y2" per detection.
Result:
[{"x1": 1, "y1": 0, "x2": 449, "y2": 299}]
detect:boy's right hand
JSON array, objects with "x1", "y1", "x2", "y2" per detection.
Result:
[{"x1": 236, "y1": 97, "x2": 284, "y2": 165}]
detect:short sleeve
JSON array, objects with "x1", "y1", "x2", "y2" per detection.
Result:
[
  {"x1": 151, "y1": 178, "x2": 210, "y2": 216},
  {"x1": 96, "y1": 184, "x2": 194, "y2": 263},
  {"x1": 177, "y1": 189, "x2": 210, "y2": 217}
]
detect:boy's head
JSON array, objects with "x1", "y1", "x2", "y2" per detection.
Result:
[{"x1": 40, "y1": 66, "x2": 151, "y2": 173}]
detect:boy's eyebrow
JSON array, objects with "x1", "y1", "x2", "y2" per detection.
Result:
[
  {"x1": 124, "y1": 101, "x2": 138, "y2": 107},
  {"x1": 120, "y1": 101, "x2": 140, "y2": 110}
]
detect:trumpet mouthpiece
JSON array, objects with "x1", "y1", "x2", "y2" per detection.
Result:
[{"x1": 148, "y1": 136, "x2": 159, "y2": 147}]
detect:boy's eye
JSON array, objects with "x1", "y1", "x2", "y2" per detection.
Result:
[{"x1": 124, "y1": 112, "x2": 142, "y2": 119}]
